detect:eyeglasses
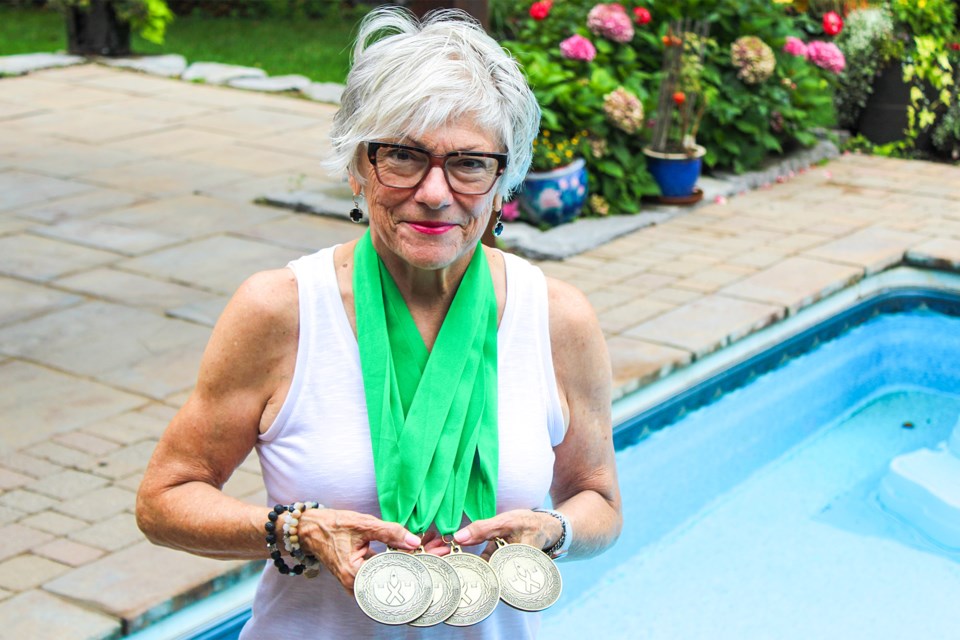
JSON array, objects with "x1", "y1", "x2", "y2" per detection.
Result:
[{"x1": 366, "y1": 141, "x2": 508, "y2": 196}]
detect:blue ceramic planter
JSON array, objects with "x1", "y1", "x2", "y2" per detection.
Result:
[
  {"x1": 519, "y1": 158, "x2": 588, "y2": 227},
  {"x1": 643, "y1": 145, "x2": 706, "y2": 198}
]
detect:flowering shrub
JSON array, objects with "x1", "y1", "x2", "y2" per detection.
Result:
[
  {"x1": 783, "y1": 36, "x2": 808, "y2": 58},
  {"x1": 529, "y1": 0, "x2": 551, "y2": 21},
  {"x1": 560, "y1": 34, "x2": 597, "y2": 61},
  {"x1": 490, "y1": 0, "x2": 840, "y2": 211},
  {"x1": 731, "y1": 36, "x2": 777, "y2": 84},
  {"x1": 602, "y1": 87, "x2": 644, "y2": 133},
  {"x1": 828, "y1": 7, "x2": 897, "y2": 129},
  {"x1": 822, "y1": 11, "x2": 844, "y2": 37},
  {"x1": 587, "y1": 3, "x2": 634, "y2": 43},
  {"x1": 530, "y1": 130, "x2": 584, "y2": 172},
  {"x1": 806, "y1": 41, "x2": 845, "y2": 74}
]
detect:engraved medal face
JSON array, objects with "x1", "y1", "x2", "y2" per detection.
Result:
[
  {"x1": 408, "y1": 552, "x2": 462, "y2": 627},
  {"x1": 443, "y1": 550, "x2": 501, "y2": 626},
  {"x1": 489, "y1": 541, "x2": 562, "y2": 612},
  {"x1": 354, "y1": 550, "x2": 432, "y2": 625}
]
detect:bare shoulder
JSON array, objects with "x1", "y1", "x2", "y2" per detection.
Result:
[
  {"x1": 546, "y1": 276, "x2": 601, "y2": 345},
  {"x1": 198, "y1": 268, "x2": 299, "y2": 396},
  {"x1": 545, "y1": 276, "x2": 611, "y2": 417}
]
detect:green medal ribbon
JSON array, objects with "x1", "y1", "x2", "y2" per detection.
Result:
[{"x1": 353, "y1": 231, "x2": 498, "y2": 535}]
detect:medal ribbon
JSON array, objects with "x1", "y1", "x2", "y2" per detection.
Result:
[{"x1": 353, "y1": 231, "x2": 498, "y2": 535}]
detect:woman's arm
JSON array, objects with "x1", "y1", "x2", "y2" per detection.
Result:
[
  {"x1": 543, "y1": 277, "x2": 622, "y2": 557},
  {"x1": 136, "y1": 268, "x2": 422, "y2": 589},
  {"x1": 136, "y1": 268, "x2": 301, "y2": 559},
  {"x1": 454, "y1": 277, "x2": 622, "y2": 558}
]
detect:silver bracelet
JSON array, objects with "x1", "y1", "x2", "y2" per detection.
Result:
[{"x1": 533, "y1": 507, "x2": 571, "y2": 559}]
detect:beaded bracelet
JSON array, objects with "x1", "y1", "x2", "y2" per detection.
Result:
[{"x1": 264, "y1": 501, "x2": 324, "y2": 578}]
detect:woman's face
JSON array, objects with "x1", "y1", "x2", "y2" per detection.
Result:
[{"x1": 354, "y1": 119, "x2": 503, "y2": 273}]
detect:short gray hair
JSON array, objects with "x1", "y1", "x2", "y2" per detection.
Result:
[{"x1": 326, "y1": 7, "x2": 540, "y2": 198}]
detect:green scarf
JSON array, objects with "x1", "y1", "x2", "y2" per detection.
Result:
[{"x1": 353, "y1": 231, "x2": 498, "y2": 535}]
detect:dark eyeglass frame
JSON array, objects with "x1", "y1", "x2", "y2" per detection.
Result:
[{"x1": 365, "y1": 141, "x2": 508, "y2": 196}]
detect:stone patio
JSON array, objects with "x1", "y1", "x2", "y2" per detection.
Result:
[{"x1": 1, "y1": 63, "x2": 960, "y2": 639}]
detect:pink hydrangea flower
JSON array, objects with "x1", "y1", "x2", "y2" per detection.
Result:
[
  {"x1": 560, "y1": 34, "x2": 597, "y2": 62},
  {"x1": 501, "y1": 200, "x2": 520, "y2": 222},
  {"x1": 783, "y1": 36, "x2": 807, "y2": 58},
  {"x1": 587, "y1": 3, "x2": 634, "y2": 44},
  {"x1": 806, "y1": 40, "x2": 845, "y2": 74}
]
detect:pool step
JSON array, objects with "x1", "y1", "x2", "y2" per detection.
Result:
[{"x1": 879, "y1": 444, "x2": 960, "y2": 550}]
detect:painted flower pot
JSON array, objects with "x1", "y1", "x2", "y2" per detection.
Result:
[
  {"x1": 519, "y1": 158, "x2": 588, "y2": 227},
  {"x1": 643, "y1": 145, "x2": 706, "y2": 198}
]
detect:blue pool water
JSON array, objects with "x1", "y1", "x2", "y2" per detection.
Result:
[
  {"x1": 167, "y1": 290, "x2": 960, "y2": 640},
  {"x1": 543, "y1": 308, "x2": 960, "y2": 639}
]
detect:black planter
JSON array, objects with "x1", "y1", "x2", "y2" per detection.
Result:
[
  {"x1": 856, "y1": 62, "x2": 936, "y2": 151},
  {"x1": 65, "y1": 0, "x2": 131, "y2": 57}
]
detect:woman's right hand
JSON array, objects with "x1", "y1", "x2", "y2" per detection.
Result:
[{"x1": 296, "y1": 508, "x2": 422, "y2": 593}]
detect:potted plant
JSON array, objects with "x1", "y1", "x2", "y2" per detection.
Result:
[
  {"x1": 643, "y1": 18, "x2": 710, "y2": 203},
  {"x1": 518, "y1": 129, "x2": 589, "y2": 227},
  {"x1": 833, "y1": 1, "x2": 956, "y2": 152},
  {"x1": 53, "y1": 0, "x2": 173, "y2": 56}
]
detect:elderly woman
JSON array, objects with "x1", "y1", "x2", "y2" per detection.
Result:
[{"x1": 137, "y1": 7, "x2": 620, "y2": 638}]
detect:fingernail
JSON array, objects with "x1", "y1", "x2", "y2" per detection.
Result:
[
  {"x1": 453, "y1": 530, "x2": 467, "y2": 543},
  {"x1": 405, "y1": 533, "x2": 421, "y2": 547}
]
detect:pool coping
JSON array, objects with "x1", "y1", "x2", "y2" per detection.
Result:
[{"x1": 613, "y1": 266, "x2": 960, "y2": 434}]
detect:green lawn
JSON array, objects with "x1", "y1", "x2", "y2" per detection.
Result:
[{"x1": 0, "y1": 6, "x2": 358, "y2": 83}]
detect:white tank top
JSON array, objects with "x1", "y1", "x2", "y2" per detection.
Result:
[{"x1": 241, "y1": 245, "x2": 565, "y2": 639}]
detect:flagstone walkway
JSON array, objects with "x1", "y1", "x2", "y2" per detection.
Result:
[{"x1": 1, "y1": 64, "x2": 959, "y2": 639}]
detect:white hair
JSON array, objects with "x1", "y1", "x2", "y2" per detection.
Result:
[{"x1": 326, "y1": 7, "x2": 541, "y2": 198}]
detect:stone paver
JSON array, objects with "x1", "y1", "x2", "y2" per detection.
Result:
[
  {"x1": 0, "y1": 524, "x2": 54, "y2": 562},
  {"x1": 20, "y1": 511, "x2": 89, "y2": 537},
  {"x1": 0, "y1": 362, "x2": 145, "y2": 453},
  {"x1": 0, "y1": 590, "x2": 120, "y2": 640},
  {"x1": 30, "y1": 218, "x2": 182, "y2": 256},
  {"x1": 43, "y1": 540, "x2": 253, "y2": 632},
  {"x1": 68, "y1": 512, "x2": 142, "y2": 552},
  {"x1": 54, "y1": 486, "x2": 136, "y2": 522},
  {"x1": 719, "y1": 257, "x2": 864, "y2": 314},
  {"x1": 90, "y1": 193, "x2": 285, "y2": 238},
  {"x1": 0, "y1": 170, "x2": 93, "y2": 213},
  {"x1": 0, "y1": 234, "x2": 120, "y2": 282},
  {"x1": 26, "y1": 470, "x2": 109, "y2": 501},
  {"x1": 0, "y1": 554, "x2": 69, "y2": 591},
  {"x1": 0, "y1": 277, "x2": 81, "y2": 327},
  {"x1": 606, "y1": 336, "x2": 693, "y2": 399},
  {"x1": 0, "y1": 302, "x2": 209, "y2": 399},
  {"x1": 802, "y1": 227, "x2": 927, "y2": 274},
  {"x1": 118, "y1": 235, "x2": 302, "y2": 295},
  {"x1": 906, "y1": 237, "x2": 960, "y2": 271},
  {"x1": 10, "y1": 188, "x2": 143, "y2": 224},
  {"x1": 55, "y1": 267, "x2": 221, "y2": 313},
  {"x1": 623, "y1": 295, "x2": 785, "y2": 358},
  {"x1": 1, "y1": 63, "x2": 958, "y2": 639},
  {"x1": 35, "y1": 538, "x2": 106, "y2": 568}
]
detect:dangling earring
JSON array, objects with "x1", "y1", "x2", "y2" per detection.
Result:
[
  {"x1": 349, "y1": 194, "x2": 363, "y2": 223},
  {"x1": 493, "y1": 211, "x2": 504, "y2": 237}
]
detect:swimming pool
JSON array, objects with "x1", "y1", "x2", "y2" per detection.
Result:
[
  {"x1": 130, "y1": 269, "x2": 960, "y2": 640},
  {"x1": 544, "y1": 300, "x2": 960, "y2": 638}
]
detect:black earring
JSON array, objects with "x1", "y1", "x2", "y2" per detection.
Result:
[{"x1": 349, "y1": 195, "x2": 363, "y2": 223}]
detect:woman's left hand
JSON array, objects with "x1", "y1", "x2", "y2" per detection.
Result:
[{"x1": 452, "y1": 509, "x2": 562, "y2": 560}]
